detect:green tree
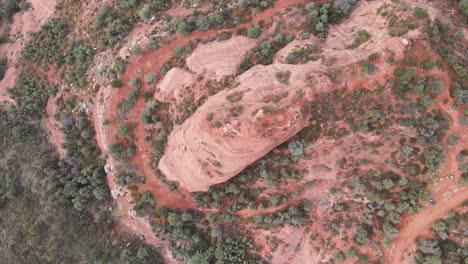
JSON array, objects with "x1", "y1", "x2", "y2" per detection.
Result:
[
  {"x1": 139, "y1": 4, "x2": 151, "y2": 20},
  {"x1": 117, "y1": 124, "x2": 131, "y2": 137},
  {"x1": 459, "y1": 0, "x2": 468, "y2": 17},
  {"x1": 247, "y1": 25, "x2": 261, "y2": 38},
  {"x1": 144, "y1": 72, "x2": 158, "y2": 84}
]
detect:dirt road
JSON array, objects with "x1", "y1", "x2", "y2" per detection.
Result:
[
  {"x1": 386, "y1": 60, "x2": 467, "y2": 262},
  {"x1": 387, "y1": 185, "x2": 467, "y2": 263},
  {"x1": 92, "y1": 0, "x2": 327, "y2": 259}
]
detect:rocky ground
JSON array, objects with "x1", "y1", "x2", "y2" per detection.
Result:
[{"x1": 1, "y1": 0, "x2": 466, "y2": 263}]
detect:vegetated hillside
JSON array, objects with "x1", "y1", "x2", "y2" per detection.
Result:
[
  {"x1": 1, "y1": 0, "x2": 467, "y2": 263},
  {"x1": 0, "y1": 108, "x2": 163, "y2": 263}
]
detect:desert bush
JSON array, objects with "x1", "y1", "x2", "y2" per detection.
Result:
[
  {"x1": 347, "y1": 29, "x2": 371, "y2": 49},
  {"x1": 0, "y1": 0, "x2": 30, "y2": 22},
  {"x1": 413, "y1": 7, "x2": 428, "y2": 19},
  {"x1": 431, "y1": 78, "x2": 444, "y2": 94},
  {"x1": 177, "y1": 21, "x2": 190, "y2": 36},
  {"x1": 129, "y1": 78, "x2": 141, "y2": 89},
  {"x1": 447, "y1": 134, "x2": 458, "y2": 146},
  {"x1": 139, "y1": 4, "x2": 151, "y2": 20},
  {"x1": 286, "y1": 44, "x2": 320, "y2": 64},
  {"x1": 239, "y1": 36, "x2": 294, "y2": 73},
  {"x1": 148, "y1": 37, "x2": 163, "y2": 51},
  {"x1": 208, "y1": 11, "x2": 226, "y2": 28},
  {"x1": 131, "y1": 43, "x2": 142, "y2": 55},
  {"x1": 394, "y1": 67, "x2": 416, "y2": 85},
  {"x1": 0, "y1": 57, "x2": 7, "y2": 80},
  {"x1": 247, "y1": 25, "x2": 261, "y2": 38},
  {"x1": 22, "y1": 19, "x2": 94, "y2": 87},
  {"x1": 144, "y1": 72, "x2": 158, "y2": 84},
  {"x1": 173, "y1": 45, "x2": 192, "y2": 58},
  {"x1": 275, "y1": 70, "x2": 291, "y2": 84},
  {"x1": 305, "y1": 1, "x2": 357, "y2": 39},
  {"x1": 288, "y1": 139, "x2": 306, "y2": 159},
  {"x1": 117, "y1": 124, "x2": 131, "y2": 137},
  {"x1": 196, "y1": 14, "x2": 210, "y2": 31},
  {"x1": 111, "y1": 78, "x2": 123, "y2": 88},
  {"x1": 140, "y1": 109, "x2": 158, "y2": 124},
  {"x1": 459, "y1": 0, "x2": 468, "y2": 17}
]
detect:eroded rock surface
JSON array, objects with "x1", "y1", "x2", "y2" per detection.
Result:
[
  {"x1": 186, "y1": 36, "x2": 257, "y2": 78},
  {"x1": 159, "y1": 64, "x2": 332, "y2": 192}
]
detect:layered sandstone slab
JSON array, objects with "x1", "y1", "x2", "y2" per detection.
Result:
[
  {"x1": 156, "y1": 68, "x2": 195, "y2": 102},
  {"x1": 186, "y1": 36, "x2": 257, "y2": 78},
  {"x1": 158, "y1": 64, "x2": 333, "y2": 192}
]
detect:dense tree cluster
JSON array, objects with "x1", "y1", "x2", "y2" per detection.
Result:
[
  {"x1": 8, "y1": 68, "x2": 52, "y2": 119},
  {"x1": 22, "y1": 18, "x2": 68, "y2": 68},
  {"x1": 0, "y1": 0, "x2": 29, "y2": 22},
  {"x1": 252, "y1": 201, "x2": 312, "y2": 227},
  {"x1": 93, "y1": 4, "x2": 133, "y2": 47},
  {"x1": 51, "y1": 110, "x2": 108, "y2": 211},
  {"x1": 151, "y1": 206, "x2": 262, "y2": 263},
  {"x1": 238, "y1": 33, "x2": 295, "y2": 73},
  {"x1": 0, "y1": 109, "x2": 163, "y2": 263},
  {"x1": 304, "y1": 0, "x2": 357, "y2": 39},
  {"x1": 413, "y1": 210, "x2": 466, "y2": 264},
  {"x1": 21, "y1": 19, "x2": 94, "y2": 87}
]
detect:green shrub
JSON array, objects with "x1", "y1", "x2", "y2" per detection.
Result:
[
  {"x1": 413, "y1": 7, "x2": 428, "y2": 19},
  {"x1": 131, "y1": 43, "x2": 142, "y2": 55},
  {"x1": 459, "y1": 0, "x2": 468, "y2": 17},
  {"x1": 196, "y1": 14, "x2": 210, "y2": 31},
  {"x1": 128, "y1": 78, "x2": 141, "y2": 89},
  {"x1": 393, "y1": 66, "x2": 416, "y2": 84},
  {"x1": 173, "y1": 45, "x2": 192, "y2": 58},
  {"x1": 347, "y1": 29, "x2": 371, "y2": 48},
  {"x1": 117, "y1": 124, "x2": 131, "y2": 137},
  {"x1": 144, "y1": 72, "x2": 158, "y2": 84},
  {"x1": 177, "y1": 21, "x2": 190, "y2": 36},
  {"x1": 138, "y1": 4, "x2": 151, "y2": 20},
  {"x1": 0, "y1": 57, "x2": 7, "y2": 80},
  {"x1": 247, "y1": 25, "x2": 261, "y2": 38},
  {"x1": 431, "y1": 78, "x2": 444, "y2": 94},
  {"x1": 111, "y1": 79, "x2": 123, "y2": 88},
  {"x1": 208, "y1": 11, "x2": 225, "y2": 28},
  {"x1": 0, "y1": 0, "x2": 30, "y2": 22},
  {"x1": 286, "y1": 44, "x2": 320, "y2": 64}
]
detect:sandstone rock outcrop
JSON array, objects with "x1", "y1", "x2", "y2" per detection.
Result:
[{"x1": 158, "y1": 64, "x2": 333, "y2": 192}]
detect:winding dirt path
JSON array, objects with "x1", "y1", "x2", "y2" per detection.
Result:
[
  {"x1": 388, "y1": 185, "x2": 467, "y2": 264},
  {"x1": 386, "y1": 69, "x2": 468, "y2": 263},
  {"x1": 93, "y1": 0, "x2": 326, "y2": 258}
]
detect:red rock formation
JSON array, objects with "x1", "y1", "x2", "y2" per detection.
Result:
[{"x1": 159, "y1": 64, "x2": 333, "y2": 192}]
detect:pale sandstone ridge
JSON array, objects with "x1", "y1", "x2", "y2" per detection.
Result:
[
  {"x1": 159, "y1": 64, "x2": 333, "y2": 192},
  {"x1": 186, "y1": 36, "x2": 257, "y2": 78},
  {"x1": 157, "y1": 68, "x2": 195, "y2": 102}
]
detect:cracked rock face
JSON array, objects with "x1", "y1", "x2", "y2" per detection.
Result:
[{"x1": 158, "y1": 63, "x2": 333, "y2": 192}]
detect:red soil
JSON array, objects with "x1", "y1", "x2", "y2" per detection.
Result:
[
  {"x1": 384, "y1": 45, "x2": 468, "y2": 263},
  {"x1": 93, "y1": 0, "x2": 327, "y2": 256}
]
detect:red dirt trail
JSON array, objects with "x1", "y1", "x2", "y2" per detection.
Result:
[
  {"x1": 93, "y1": 0, "x2": 326, "y2": 257},
  {"x1": 385, "y1": 72, "x2": 468, "y2": 263}
]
